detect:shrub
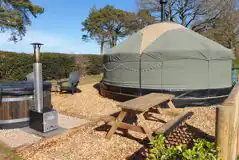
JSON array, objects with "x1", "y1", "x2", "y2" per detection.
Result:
[
  {"x1": 0, "y1": 51, "x2": 77, "y2": 81},
  {"x1": 41, "y1": 53, "x2": 77, "y2": 80},
  {"x1": 148, "y1": 134, "x2": 220, "y2": 160},
  {"x1": 0, "y1": 51, "x2": 103, "y2": 81},
  {"x1": 85, "y1": 55, "x2": 103, "y2": 75},
  {"x1": 0, "y1": 53, "x2": 33, "y2": 80}
]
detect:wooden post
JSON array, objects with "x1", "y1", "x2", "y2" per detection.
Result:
[
  {"x1": 231, "y1": 95, "x2": 239, "y2": 159},
  {"x1": 216, "y1": 83, "x2": 239, "y2": 160},
  {"x1": 237, "y1": 126, "x2": 239, "y2": 156},
  {"x1": 216, "y1": 105, "x2": 234, "y2": 159}
]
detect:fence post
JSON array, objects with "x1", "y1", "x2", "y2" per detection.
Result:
[
  {"x1": 216, "y1": 105, "x2": 232, "y2": 159},
  {"x1": 216, "y1": 83, "x2": 239, "y2": 160}
]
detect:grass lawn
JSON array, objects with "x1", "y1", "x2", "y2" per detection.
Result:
[{"x1": 0, "y1": 143, "x2": 22, "y2": 160}]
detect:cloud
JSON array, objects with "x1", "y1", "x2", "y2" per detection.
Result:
[{"x1": 0, "y1": 31, "x2": 100, "y2": 54}]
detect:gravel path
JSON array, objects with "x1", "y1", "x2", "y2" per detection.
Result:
[{"x1": 15, "y1": 83, "x2": 216, "y2": 160}]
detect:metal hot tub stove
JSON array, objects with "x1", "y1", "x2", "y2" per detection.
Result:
[{"x1": 29, "y1": 43, "x2": 58, "y2": 133}]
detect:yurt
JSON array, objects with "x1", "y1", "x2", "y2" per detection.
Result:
[{"x1": 100, "y1": 22, "x2": 235, "y2": 105}]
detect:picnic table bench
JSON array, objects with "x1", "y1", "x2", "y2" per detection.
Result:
[{"x1": 106, "y1": 93, "x2": 193, "y2": 140}]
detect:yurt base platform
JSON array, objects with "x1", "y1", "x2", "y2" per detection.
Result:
[
  {"x1": 100, "y1": 82, "x2": 230, "y2": 107},
  {"x1": 0, "y1": 114, "x2": 89, "y2": 148}
]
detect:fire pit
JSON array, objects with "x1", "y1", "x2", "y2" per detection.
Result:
[{"x1": 0, "y1": 81, "x2": 52, "y2": 129}]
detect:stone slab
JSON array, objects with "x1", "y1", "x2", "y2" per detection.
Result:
[
  {"x1": 0, "y1": 114, "x2": 89, "y2": 148},
  {"x1": 58, "y1": 114, "x2": 89, "y2": 129},
  {"x1": 0, "y1": 129, "x2": 41, "y2": 148},
  {"x1": 20, "y1": 127, "x2": 67, "y2": 138}
]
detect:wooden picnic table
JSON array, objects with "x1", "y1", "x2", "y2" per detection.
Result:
[
  {"x1": 119, "y1": 93, "x2": 175, "y2": 112},
  {"x1": 106, "y1": 93, "x2": 193, "y2": 140}
]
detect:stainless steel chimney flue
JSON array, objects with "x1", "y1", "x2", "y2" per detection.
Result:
[
  {"x1": 31, "y1": 43, "x2": 44, "y2": 113},
  {"x1": 29, "y1": 43, "x2": 58, "y2": 133}
]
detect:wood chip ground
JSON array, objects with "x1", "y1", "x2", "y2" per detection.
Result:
[{"x1": 15, "y1": 83, "x2": 216, "y2": 160}]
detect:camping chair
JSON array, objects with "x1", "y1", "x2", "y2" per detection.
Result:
[
  {"x1": 25, "y1": 72, "x2": 34, "y2": 82},
  {"x1": 57, "y1": 71, "x2": 80, "y2": 94},
  {"x1": 26, "y1": 72, "x2": 46, "y2": 82}
]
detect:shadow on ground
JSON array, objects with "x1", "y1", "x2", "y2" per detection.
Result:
[
  {"x1": 94, "y1": 117, "x2": 215, "y2": 160},
  {"x1": 51, "y1": 88, "x2": 82, "y2": 95},
  {"x1": 93, "y1": 83, "x2": 100, "y2": 91}
]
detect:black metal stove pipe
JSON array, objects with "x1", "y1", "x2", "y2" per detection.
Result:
[{"x1": 160, "y1": 0, "x2": 167, "y2": 22}]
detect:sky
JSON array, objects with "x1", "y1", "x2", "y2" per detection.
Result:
[{"x1": 0, "y1": 0, "x2": 137, "y2": 54}]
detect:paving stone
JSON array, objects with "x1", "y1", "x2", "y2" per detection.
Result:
[{"x1": 0, "y1": 114, "x2": 89, "y2": 148}]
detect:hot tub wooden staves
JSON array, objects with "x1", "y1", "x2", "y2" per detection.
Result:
[{"x1": 0, "y1": 81, "x2": 52, "y2": 128}]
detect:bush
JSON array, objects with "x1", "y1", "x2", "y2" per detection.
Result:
[
  {"x1": 85, "y1": 55, "x2": 103, "y2": 75},
  {"x1": 0, "y1": 51, "x2": 103, "y2": 81},
  {"x1": 0, "y1": 51, "x2": 77, "y2": 81},
  {"x1": 0, "y1": 53, "x2": 33, "y2": 80},
  {"x1": 41, "y1": 53, "x2": 77, "y2": 80},
  {"x1": 148, "y1": 135, "x2": 220, "y2": 160}
]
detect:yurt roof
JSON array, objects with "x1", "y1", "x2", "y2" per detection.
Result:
[
  {"x1": 138, "y1": 22, "x2": 184, "y2": 53},
  {"x1": 106, "y1": 22, "x2": 235, "y2": 60}
]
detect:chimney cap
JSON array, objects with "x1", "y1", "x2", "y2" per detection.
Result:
[
  {"x1": 30, "y1": 43, "x2": 44, "y2": 46},
  {"x1": 160, "y1": 0, "x2": 167, "y2": 4}
]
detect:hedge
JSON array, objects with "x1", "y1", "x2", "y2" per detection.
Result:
[{"x1": 0, "y1": 51, "x2": 103, "y2": 81}]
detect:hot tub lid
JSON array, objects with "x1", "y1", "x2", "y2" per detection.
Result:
[{"x1": 0, "y1": 81, "x2": 51, "y2": 95}]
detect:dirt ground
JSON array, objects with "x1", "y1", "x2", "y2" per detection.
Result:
[{"x1": 16, "y1": 83, "x2": 216, "y2": 160}]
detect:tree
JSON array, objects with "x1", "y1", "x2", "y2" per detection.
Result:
[
  {"x1": 197, "y1": 0, "x2": 239, "y2": 54},
  {"x1": 191, "y1": 0, "x2": 234, "y2": 32},
  {"x1": 82, "y1": 6, "x2": 108, "y2": 54},
  {"x1": 82, "y1": 5, "x2": 134, "y2": 54},
  {"x1": 82, "y1": 5, "x2": 154, "y2": 54},
  {"x1": 139, "y1": 0, "x2": 239, "y2": 55},
  {"x1": 130, "y1": 9, "x2": 155, "y2": 30},
  {"x1": 139, "y1": 0, "x2": 206, "y2": 27},
  {"x1": 139, "y1": 0, "x2": 233, "y2": 29},
  {"x1": 0, "y1": 0, "x2": 44, "y2": 41}
]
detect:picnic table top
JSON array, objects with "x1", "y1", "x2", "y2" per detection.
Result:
[{"x1": 117, "y1": 93, "x2": 175, "y2": 112}]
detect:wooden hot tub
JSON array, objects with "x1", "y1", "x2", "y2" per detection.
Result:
[{"x1": 0, "y1": 81, "x2": 52, "y2": 129}]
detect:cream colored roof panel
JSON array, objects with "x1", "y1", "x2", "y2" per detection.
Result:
[{"x1": 139, "y1": 22, "x2": 186, "y2": 53}]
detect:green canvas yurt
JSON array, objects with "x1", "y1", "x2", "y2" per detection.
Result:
[{"x1": 101, "y1": 22, "x2": 235, "y2": 102}]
